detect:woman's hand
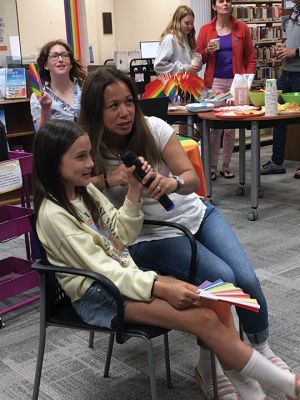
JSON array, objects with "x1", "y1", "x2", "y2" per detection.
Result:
[
  {"x1": 153, "y1": 276, "x2": 199, "y2": 310},
  {"x1": 143, "y1": 171, "x2": 178, "y2": 200},
  {"x1": 205, "y1": 39, "x2": 219, "y2": 55}
]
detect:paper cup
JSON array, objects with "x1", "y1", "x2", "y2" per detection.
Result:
[{"x1": 210, "y1": 38, "x2": 220, "y2": 50}]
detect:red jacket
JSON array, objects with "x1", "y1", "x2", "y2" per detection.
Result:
[{"x1": 196, "y1": 16, "x2": 256, "y2": 88}]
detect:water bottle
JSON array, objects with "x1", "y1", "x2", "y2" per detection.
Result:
[
  {"x1": 234, "y1": 74, "x2": 249, "y2": 106},
  {"x1": 265, "y1": 79, "x2": 278, "y2": 116}
]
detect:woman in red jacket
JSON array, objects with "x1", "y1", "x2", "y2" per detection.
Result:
[{"x1": 196, "y1": 0, "x2": 256, "y2": 180}]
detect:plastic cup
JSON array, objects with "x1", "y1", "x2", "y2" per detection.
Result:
[{"x1": 191, "y1": 52, "x2": 202, "y2": 67}]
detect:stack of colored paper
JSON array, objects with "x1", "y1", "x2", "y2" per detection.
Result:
[{"x1": 198, "y1": 279, "x2": 260, "y2": 312}]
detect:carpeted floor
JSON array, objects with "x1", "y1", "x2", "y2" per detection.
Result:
[{"x1": 0, "y1": 145, "x2": 299, "y2": 400}]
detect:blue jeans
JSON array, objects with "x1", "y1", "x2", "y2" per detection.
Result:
[
  {"x1": 129, "y1": 202, "x2": 269, "y2": 344},
  {"x1": 272, "y1": 71, "x2": 300, "y2": 165}
]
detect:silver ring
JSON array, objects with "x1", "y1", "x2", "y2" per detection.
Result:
[{"x1": 156, "y1": 186, "x2": 161, "y2": 192}]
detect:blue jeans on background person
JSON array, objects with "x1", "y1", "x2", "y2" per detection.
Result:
[
  {"x1": 129, "y1": 202, "x2": 269, "y2": 344},
  {"x1": 272, "y1": 70, "x2": 300, "y2": 165}
]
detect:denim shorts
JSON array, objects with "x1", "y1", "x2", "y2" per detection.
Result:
[{"x1": 72, "y1": 282, "x2": 126, "y2": 329}]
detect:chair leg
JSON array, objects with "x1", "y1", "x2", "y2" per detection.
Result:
[
  {"x1": 139, "y1": 336, "x2": 158, "y2": 400},
  {"x1": 210, "y1": 350, "x2": 219, "y2": 400},
  {"x1": 88, "y1": 331, "x2": 95, "y2": 348},
  {"x1": 32, "y1": 323, "x2": 46, "y2": 400},
  {"x1": 163, "y1": 334, "x2": 172, "y2": 388},
  {"x1": 104, "y1": 333, "x2": 115, "y2": 378}
]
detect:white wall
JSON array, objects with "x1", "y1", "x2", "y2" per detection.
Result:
[
  {"x1": 6, "y1": 0, "x2": 207, "y2": 65},
  {"x1": 17, "y1": 0, "x2": 66, "y2": 59}
]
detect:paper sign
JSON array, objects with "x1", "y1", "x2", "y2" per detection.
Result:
[
  {"x1": 0, "y1": 159, "x2": 23, "y2": 193},
  {"x1": 230, "y1": 74, "x2": 255, "y2": 99}
]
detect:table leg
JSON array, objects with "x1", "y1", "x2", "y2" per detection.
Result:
[
  {"x1": 248, "y1": 121, "x2": 260, "y2": 221},
  {"x1": 201, "y1": 120, "x2": 212, "y2": 199},
  {"x1": 237, "y1": 128, "x2": 246, "y2": 196},
  {"x1": 187, "y1": 116, "x2": 194, "y2": 136}
]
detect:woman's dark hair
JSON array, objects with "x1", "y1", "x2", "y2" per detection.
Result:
[
  {"x1": 79, "y1": 66, "x2": 161, "y2": 175},
  {"x1": 33, "y1": 119, "x2": 100, "y2": 223},
  {"x1": 36, "y1": 39, "x2": 86, "y2": 86}
]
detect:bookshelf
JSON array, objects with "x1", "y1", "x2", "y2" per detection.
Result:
[
  {"x1": 0, "y1": 98, "x2": 35, "y2": 153},
  {"x1": 231, "y1": 0, "x2": 283, "y2": 88},
  {"x1": 0, "y1": 98, "x2": 35, "y2": 205}
]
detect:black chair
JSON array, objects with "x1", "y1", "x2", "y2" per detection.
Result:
[
  {"x1": 31, "y1": 218, "x2": 218, "y2": 400},
  {"x1": 138, "y1": 97, "x2": 169, "y2": 121},
  {"x1": 129, "y1": 58, "x2": 151, "y2": 95}
]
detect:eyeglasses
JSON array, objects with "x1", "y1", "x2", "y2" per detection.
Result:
[{"x1": 48, "y1": 52, "x2": 70, "y2": 61}]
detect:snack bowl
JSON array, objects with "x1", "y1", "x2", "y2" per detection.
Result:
[
  {"x1": 281, "y1": 92, "x2": 300, "y2": 105},
  {"x1": 249, "y1": 90, "x2": 283, "y2": 106}
]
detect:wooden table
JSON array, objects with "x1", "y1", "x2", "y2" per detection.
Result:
[
  {"x1": 167, "y1": 109, "x2": 201, "y2": 136},
  {"x1": 200, "y1": 111, "x2": 300, "y2": 220}
]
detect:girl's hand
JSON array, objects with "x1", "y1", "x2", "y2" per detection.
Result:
[
  {"x1": 107, "y1": 164, "x2": 129, "y2": 187},
  {"x1": 153, "y1": 276, "x2": 199, "y2": 310},
  {"x1": 39, "y1": 92, "x2": 52, "y2": 111},
  {"x1": 143, "y1": 171, "x2": 178, "y2": 200},
  {"x1": 126, "y1": 157, "x2": 152, "y2": 203}
]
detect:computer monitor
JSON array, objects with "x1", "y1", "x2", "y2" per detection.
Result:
[{"x1": 139, "y1": 41, "x2": 160, "y2": 60}]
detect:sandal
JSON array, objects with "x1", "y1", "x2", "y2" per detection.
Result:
[
  {"x1": 193, "y1": 367, "x2": 239, "y2": 399},
  {"x1": 293, "y1": 167, "x2": 300, "y2": 179},
  {"x1": 220, "y1": 169, "x2": 235, "y2": 179},
  {"x1": 211, "y1": 171, "x2": 217, "y2": 181}
]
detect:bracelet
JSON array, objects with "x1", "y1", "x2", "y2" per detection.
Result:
[{"x1": 103, "y1": 173, "x2": 110, "y2": 189}]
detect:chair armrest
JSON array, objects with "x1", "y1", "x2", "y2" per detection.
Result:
[
  {"x1": 32, "y1": 261, "x2": 125, "y2": 340},
  {"x1": 143, "y1": 219, "x2": 197, "y2": 283}
]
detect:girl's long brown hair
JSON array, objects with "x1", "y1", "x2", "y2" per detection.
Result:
[
  {"x1": 160, "y1": 5, "x2": 196, "y2": 50},
  {"x1": 36, "y1": 39, "x2": 86, "y2": 86}
]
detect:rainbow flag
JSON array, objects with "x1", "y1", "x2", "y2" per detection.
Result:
[
  {"x1": 142, "y1": 79, "x2": 165, "y2": 98},
  {"x1": 28, "y1": 63, "x2": 43, "y2": 97},
  {"x1": 64, "y1": 0, "x2": 81, "y2": 61},
  {"x1": 163, "y1": 77, "x2": 178, "y2": 102}
]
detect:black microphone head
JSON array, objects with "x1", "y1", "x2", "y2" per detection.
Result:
[{"x1": 121, "y1": 151, "x2": 137, "y2": 167}]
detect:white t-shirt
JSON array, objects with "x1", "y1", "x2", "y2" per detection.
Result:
[{"x1": 103, "y1": 116, "x2": 206, "y2": 242}]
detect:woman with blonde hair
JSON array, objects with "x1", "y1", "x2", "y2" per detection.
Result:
[{"x1": 154, "y1": 5, "x2": 202, "y2": 75}]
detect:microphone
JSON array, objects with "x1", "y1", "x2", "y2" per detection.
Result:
[{"x1": 121, "y1": 151, "x2": 175, "y2": 212}]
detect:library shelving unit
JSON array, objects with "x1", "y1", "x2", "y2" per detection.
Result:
[
  {"x1": 0, "y1": 151, "x2": 38, "y2": 328},
  {"x1": 231, "y1": 0, "x2": 283, "y2": 88},
  {"x1": 0, "y1": 98, "x2": 35, "y2": 205}
]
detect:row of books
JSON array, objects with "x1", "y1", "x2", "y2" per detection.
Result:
[
  {"x1": 255, "y1": 65, "x2": 281, "y2": 81},
  {"x1": 232, "y1": 5, "x2": 282, "y2": 21},
  {"x1": 256, "y1": 45, "x2": 281, "y2": 61},
  {"x1": 0, "y1": 68, "x2": 27, "y2": 100},
  {"x1": 249, "y1": 26, "x2": 282, "y2": 42}
]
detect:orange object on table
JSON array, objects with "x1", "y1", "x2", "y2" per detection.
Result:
[{"x1": 180, "y1": 137, "x2": 207, "y2": 198}]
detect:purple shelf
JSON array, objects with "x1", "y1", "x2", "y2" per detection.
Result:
[
  {"x1": 0, "y1": 257, "x2": 38, "y2": 306},
  {"x1": 8, "y1": 151, "x2": 32, "y2": 176},
  {"x1": 0, "y1": 205, "x2": 33, "y2": 241}
]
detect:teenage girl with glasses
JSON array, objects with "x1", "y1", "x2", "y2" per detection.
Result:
[{"x1": 30, "y1": 39, "x2": 86, "y2": 128}]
